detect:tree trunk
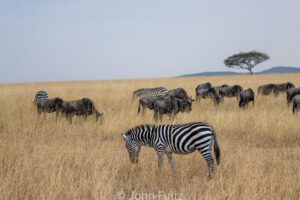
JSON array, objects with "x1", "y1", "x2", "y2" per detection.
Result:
[{"x1": 248, "y1": 68, "x2": 253, "y2": 75}]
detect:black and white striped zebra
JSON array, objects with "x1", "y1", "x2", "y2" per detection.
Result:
[
  {"x1": 122, "y1": 122, "x2": 220, "y2": 179},
  {"x1": 132, "y1": 87, "x2": 167, "y2": 100},
  {"x1": 34, "y1": 90, "x2": 48, "y2": 104}
]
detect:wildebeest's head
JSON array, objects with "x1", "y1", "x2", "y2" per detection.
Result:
[
  {"x1": 286, "y1": 82, "x2": 295, "y2": 90},
  {"x1": 176, "y1": 98, "x2": 193, "y2": 112},
  {"x1": 132, "y1": 89, "x2": 143, "y2": 100},
  {"x1": 54, "y1": 98, "x2": 64, "y2": 111},
  {"x1": 233, "y1": 85, "x2": 243, "y2": 94},
  {"x1": 122, "y1": 133, "x2": 141, "y2": 163}
]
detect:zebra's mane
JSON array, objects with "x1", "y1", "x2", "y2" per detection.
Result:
[{"x1": 126, "y1": 124, "x2": 156, "y2": 136}]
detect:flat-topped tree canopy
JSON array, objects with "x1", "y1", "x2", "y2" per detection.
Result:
[{"x1": 224, "y1": 51, "x2": 270, "y2": 74}]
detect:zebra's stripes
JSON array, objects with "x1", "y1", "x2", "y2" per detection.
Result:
[
  {"x1": 133, "y1": 87, "x2": 167, "y2": 99},
  {"x1": 34, "y1": 90, "x2": 48, "y2": 103},
  {"x1": 122, "y1": 122, "x2": 220, "y2": 179}
]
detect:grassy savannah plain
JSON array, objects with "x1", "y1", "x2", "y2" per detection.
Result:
[{"x1": 0, "y1": 73, "x2": 300, "y2": 200}]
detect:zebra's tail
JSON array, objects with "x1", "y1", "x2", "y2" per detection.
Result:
[{"x1": 212, "y1": 130, "x2": 220, "y2": 165}]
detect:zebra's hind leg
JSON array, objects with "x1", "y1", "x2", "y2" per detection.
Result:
[{"x1": 199, "y1": 148, "x2": 214, "y2": 180}]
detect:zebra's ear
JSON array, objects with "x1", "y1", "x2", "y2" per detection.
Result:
[{"x1": 122, "y1": 134, "x2": 127, "y2": 140}]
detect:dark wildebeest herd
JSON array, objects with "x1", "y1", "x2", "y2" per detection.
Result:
[
  {"x1": 33, "y1": 81, "x2": 300, "y2": 124},
  {"x1": 133, "y1": 82, "x2": 300, "y2": 119},
  {"x1": 33, "y1": 91, "x2": 103, "y2": 123}
]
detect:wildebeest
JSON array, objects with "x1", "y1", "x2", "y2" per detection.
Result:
[
  {"x1": 153, "y1": 96, "x2": 192, "y2": 121},
  {"x1": 274, "y1": 82, "x2": 295, "y2": 94},
  {"x1": 257, "y1": 84, "x2": 279, "y2": 96},
  {"x1": 292, "y1": 95, "x2": 300, "y2": 114},
  {"x1": 239, "y1": 88, "x2": 255, "y2": 108},
  {"x1": 287, "y1": 87, "x2": 300, "y2": 104},
  {"x1": 195, "y1": 82, "x2": 212, "y2": 91},
  {"x1": 36, "y1": 97, "x2": 64, "y2": 116},
  {"x1": 132, "y1": 87, "x2": 167, "y2": 100},
  {"x1": 219, "y1": 85, "x2": 243, "y2": 99},
  {"x1": 196, "y1": 87, "x2": 222, "y2": 104},
  {"x1": 167, "y1": 88, "x2": 193, "y2": 101},
  {"x1": 137, "y1": 95, "x2": 162, "y2": 114},
  {"x1": 62, "y1": 98, "x2": 103, "y2": 123}
]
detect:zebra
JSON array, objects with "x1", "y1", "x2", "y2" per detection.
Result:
[
  {"x1": 33, "y1": 90, "x2": 48, "y2": 104},
  {"x1": 122, "y1": 122, "x2": 221, "y2": 179},
  {"x1": 132, "y1": 87, "x2": 167, "y2": 100}
]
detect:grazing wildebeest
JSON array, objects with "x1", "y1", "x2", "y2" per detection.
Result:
[
  {"x1": 219, "y1": 85, "x2": 243, "y2": 99},
  {"x1": 137, "y1": 95, "x2": 162, "y2": 114},
  {"x1": 195, "y1": 82, "x2": 212, "y2": 91},
  {"x1": 196, "y1": 87, "x2": 222, "y2": 104},
  {"x1": 287, "y1": 87, "x2": 300, "y2": 105},
  {"x1": 122, "y1": 122, "x2": 220, "y2": 179},
  {"x1": 153, "y1": 96, "x2": 192, "y2": 121},
  {"x1": 132, "y1": 87, "x2": 167, "y2": 100},
  {"x1": 36, "y1": 97, "x2": 64, "y2": 116},
  {"x1": 292, "y1": 95, "x2": 300, "y2": 114},
  {"x1": 153, "y1": 96, "x2": 179, "y2": 121},
  {"x1": 167, "y1": 88, "x2": 193, "y2": 101},
  {"x1": 274, "y1": 82, "x2": 295, "y2": 94},
  {"x1": 239, "y1": 88, "x2": 255, "y2": 108},
  {"x1": 62, "y1": 98, "x2": 103, "y2": 124},
  {"x1": 257, "y1": 84, "x2": 279, "y2": 96}
]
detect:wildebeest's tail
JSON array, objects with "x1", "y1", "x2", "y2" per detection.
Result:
[{"x1": 212, "y1": 129, "x2": 220, "y2": 165}]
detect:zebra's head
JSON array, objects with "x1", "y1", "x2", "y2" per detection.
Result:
[{"x1": 122, "y1": 133, "x2": 141, "y2": 163}]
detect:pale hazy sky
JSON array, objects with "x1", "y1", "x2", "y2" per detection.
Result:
[{"x1": 1, "y1": 0, "x2": 300, "y2": 83}]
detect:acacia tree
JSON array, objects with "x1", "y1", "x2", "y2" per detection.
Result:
[{"x1": 224, "y1": 51, "x2": 270, "y2": 74}]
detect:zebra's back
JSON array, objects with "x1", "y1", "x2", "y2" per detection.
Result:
[
  {"x1": 134, "y1": 87, "x2": 167, "y2": 98},
  {"x1": 155, "y1": 122, "x2": 215, "y2": 154}
]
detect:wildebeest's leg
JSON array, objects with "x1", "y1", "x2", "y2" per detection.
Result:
[
  {"x1": 293, "y1": 102, "x2": 296, "y2": 114},
  {"x1": 83, "y1": 114, "x2": 88, "y2": 121},
  {"x1": 37, "y1": 106, "x2": 42, "y2": 116},
  {"x1": 68, "y1": 114, "x2": 72, "y2": 124},
  {"x1": 154, "y1": 112, "x2": 158, "y2": 122},
  {"x1": 56, "y1": 111, "x2": 60, "y2": 120},
  {"x1": 141, "y1": 105, "x2": 146, "y2": 115},
  {"x1": 166, "y1": 151, "x2": 176, "y2": 172},
  {"x1": 198, "y1": 147, "x2": 214, "y2": 180},
  {"x1": 159, "y1": 114, "x2": 163, "y2": 122}
]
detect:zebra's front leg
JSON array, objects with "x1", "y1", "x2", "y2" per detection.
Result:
[
  {"x1": 166, "y1": 151, "x2": 176, "y2": 172},
  {"x1": 156, "y1": 149, "x2": 165, "y2": 168}
]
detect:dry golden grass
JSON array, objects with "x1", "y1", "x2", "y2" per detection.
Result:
[{"x1": 0, "y1": 74, "x2": 300, "y2": 200}]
